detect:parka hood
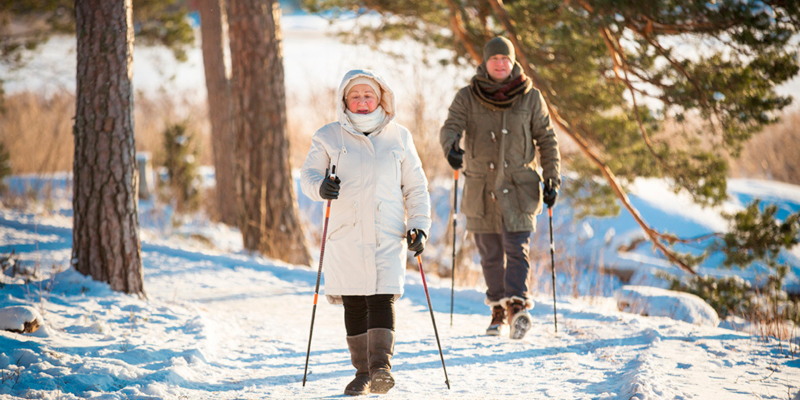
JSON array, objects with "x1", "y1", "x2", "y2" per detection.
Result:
[{"x1": 337, "y1": 69, "x2": 396, "y2": 136}]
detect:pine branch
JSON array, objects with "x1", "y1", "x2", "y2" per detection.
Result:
[
  {"x1": 625, "y1": 23, "x2": 723, "y2": 137},
  {"x1": 444, "y1": 0, "x2": 483, "y2": 63}
]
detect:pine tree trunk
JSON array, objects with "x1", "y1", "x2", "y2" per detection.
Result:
[
  {"x1": 198, "y1": 0, "x2": 237, "y2": 226},
  {"x1": 73, "y1": 0, "x2": 145, "y2": 296},
  {"x1": 227, "y1": 0, "x2": 312, "y2": 266}
]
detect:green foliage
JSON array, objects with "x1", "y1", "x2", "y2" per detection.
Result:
[
  {"x1": 717, "y1": 200, "x2": 800, "y2": 269},
  {"x1": 663, "y1": 272, "x2": 754, "y2": 319},
  {"x1": 161, "y1": 122, "x2": 200, "y2": 214},
  {"x1": 304, "y1": 0, "x2": 800, "y2": 211},
  {"x1": 561, "y1": 159, "x2": 621, "y2": 219},
  {"x1": 663, "y1": 265, "x2": 800, "y2": 325},
  {"x1": 131, "y1": 0, "x2": 195, "y2": 62}
]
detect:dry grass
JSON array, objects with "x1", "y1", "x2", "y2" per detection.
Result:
[
  {"x1": 0, "y1": 91, "x2": 75, "y2": 174},
  {"x1": 729, "y1": 108, "x2": 800, "y2": 186},
  {"x1": 0, "y1": 90, "x2": 212, "y2": 175},
  {"x1": 133, "y1": 91, "x2": 212, "y2": 167}
]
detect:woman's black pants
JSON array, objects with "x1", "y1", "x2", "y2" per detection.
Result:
[{"x1": 341, "y1": 294, "x2": 395, "y2": 336}]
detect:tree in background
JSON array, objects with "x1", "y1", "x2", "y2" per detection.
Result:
[
  {"x1": 73, "y1": 0, "x2": 144, "y2": 296},
  {"x1": 162, "y1": 122, "x2": 201, "y2": 214},
  {"x1": 197, "y1": 0, "x2": 237, "y2": 226},
  {"x1": 305, "y1": 0, "x2": 800, "y2": 273},
  {"x1": 228, "y1": 0, "x2": 312, "y2": 265}
]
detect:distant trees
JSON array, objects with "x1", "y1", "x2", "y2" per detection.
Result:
[
  {"x1": 228, "y1": 0, "x2": 312, "y2": 265},
  {"x1": 198, "y1": 0, "x2": 237, "y2": 225},
  {"x1": 0, "y1": 0, "x2": 194, "y2": 105},
  {"x1": 72, "y1": 0, "x2": 144, "y2": 296}
]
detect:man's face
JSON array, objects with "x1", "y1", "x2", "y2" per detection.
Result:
[{"x1": 486, "y1": 54, "x2": 513, "y2": 82}]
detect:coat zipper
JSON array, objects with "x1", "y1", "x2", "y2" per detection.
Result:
[{"x1": 376, "y1": 201, "x2": 382, "y2": 248}]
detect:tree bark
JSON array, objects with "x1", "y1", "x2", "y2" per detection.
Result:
[
  {"x1": 227, "y1": 0, "x2": 312, "y2": 266},
  {"x1": 73, "y1": 0, "x2": 145, "y2": 296},
  {"x1": 198, "y1": 0, "x2": 237, "y2": 226}
]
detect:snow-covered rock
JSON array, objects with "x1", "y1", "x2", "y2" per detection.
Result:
[
  {"x1": 0, "y1": 305, "x2": 44, "y2": 333},
  {"x1": 616, "y1": 285, "x2": 720, "y2": 327}
]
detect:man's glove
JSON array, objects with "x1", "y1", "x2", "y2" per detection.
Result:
[
  {"x1": 319, "y1": 175, "x2": 341, "y2": 200},
  {"x1": 543, "y1": 178, "x2": 559, "y2": 208},
  {"x1": 446, "y1": 143, "x2": 464, "y2": 170},
  {"x1": 407, "y1": 229, "x2": 427, "y2": 257}
]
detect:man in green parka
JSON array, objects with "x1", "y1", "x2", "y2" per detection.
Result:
[{"x1": 440, "y1": 36, "x2": 561, "y2": 340}]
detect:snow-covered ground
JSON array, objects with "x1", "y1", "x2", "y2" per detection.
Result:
[{"x1": 1, "y1": 174, "x2": 799, "y2": 399}]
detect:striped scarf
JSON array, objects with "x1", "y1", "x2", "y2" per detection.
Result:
[{"x1": 470, "y1": 62, "x2": 532, "y2": 111}]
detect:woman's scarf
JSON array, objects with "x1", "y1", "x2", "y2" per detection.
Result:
[
  {"x1": 470, "y1": 63, "x2": 533, "y2": 111},
  {"x1": 345, "y1": 106, "x2": 387, "y2": 134}
]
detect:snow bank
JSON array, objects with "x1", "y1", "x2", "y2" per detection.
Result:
[
  {"x1": 0, "y1": 305, "x2": 43, "y2": 333},
  {"x1": 616, "y1": 285, "x2": 720, "y2": 327}
]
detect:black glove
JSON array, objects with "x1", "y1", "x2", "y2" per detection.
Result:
[
  {"x1": 407, "y1": 229, "x2": 427, "y2": 257},
  {"x1": 446, "y1": 143, "x2": 464, "y2": 170},
  {"x1": 543, "y1": 178, "x2": 559, "y2": 208},
  {"x1": 319, "y1": 175, "x2": 341, "y2": 200}
]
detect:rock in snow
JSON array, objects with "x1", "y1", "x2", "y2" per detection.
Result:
[
  {"x1": 616, "y1": 285, "x2": 720, "y2": 327},
  {"x1": 0, "y1": 305, "x2": 44, "y2": 333}
]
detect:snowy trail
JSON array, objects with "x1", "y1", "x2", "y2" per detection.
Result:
[{"x1": 1, "y1": 210, "x2": 798, "y2": 399}]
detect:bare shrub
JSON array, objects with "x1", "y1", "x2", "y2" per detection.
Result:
[
  {"x1": 0, "y1": 90, "x2": 212, "y2": 174},
  {"x1": 0, "y1": 91, "x2": 75, "y2": 174},
  {"x1": 729, "y1": 107, "x2": 800, "y2": 185}
]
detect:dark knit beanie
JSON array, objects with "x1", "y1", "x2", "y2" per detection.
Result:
[{"x1": 483, "y1": 37, "x2": 515, "y2": 64}]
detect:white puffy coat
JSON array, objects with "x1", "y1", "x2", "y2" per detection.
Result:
[{"x1": 300, "y1": 69, "x2": 432, "y2": 304}]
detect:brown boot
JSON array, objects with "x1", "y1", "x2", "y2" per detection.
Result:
[
  {"x1": 344, "y1": 333, "x2": 370, "y2": 396},
  {"x1": 368, "y1": 328, "x2": 395, "y2": 394},
  {"x1": 507, "y1": 298, "x2": 532, "y2": 340},
  {"x1": 486, "y1": 305, "x2": 507, "y2": 336}
]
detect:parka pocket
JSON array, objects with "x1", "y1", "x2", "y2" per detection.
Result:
[
  {"x1": 461, "y1": 173, "x2": 486, "y2": 218},
  {"x1": 328, "y1": 201, "x2": 358, "y2": 241},
  {"x1": 511, "y1": 169, "x2": 542, "y2": 215}
]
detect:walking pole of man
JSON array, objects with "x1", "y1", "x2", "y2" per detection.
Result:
[
  {"x1": 302, "y1": 166, "x2": 336, "y2": 386},
  {"x1": 412, "y1": 229, "x2": 451, "y2": 390},
  {"x1": 548, "y1": 193, "x2": 558, "y2": 334},
  {"x1": 450, "y1": 169, "x2": 459, "y2": 326}
]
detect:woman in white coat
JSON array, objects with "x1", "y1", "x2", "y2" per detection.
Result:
[{"x1": 300, "y1": 69, "x2": 432, "y2": 395}]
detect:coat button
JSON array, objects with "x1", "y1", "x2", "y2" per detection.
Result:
[
  {"x1": 489, "y1": 162, "x2": 495, "y2": 170},
  {"x1": 503, "y1": 189, "x2": 509, "y2": 194},
  {"x1": 502, "y1": 129, "x2": 508, "y2": 134}
]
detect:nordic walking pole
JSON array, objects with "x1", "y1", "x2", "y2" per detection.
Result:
[
  {"x1": 450, "y1": 169, "x2": 459, "y2": 326},
  {"x1": 413, "y1": 230, "x2": 451, "y2": 390},
  {"x1": 548, "y1": 205, "x2": 558, "y2": 333},
  {"x1": 303, "y1": 166, "x2": 336, "y2": 387}
]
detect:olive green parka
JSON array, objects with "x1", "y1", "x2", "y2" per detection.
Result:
[{"x1": 440, "y1": 63, "x2": 561, "y2": 233}]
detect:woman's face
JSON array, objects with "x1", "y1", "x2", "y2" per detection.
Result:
[{"x1": 345, "y1": 84, "x2": 379, "y2": 114}]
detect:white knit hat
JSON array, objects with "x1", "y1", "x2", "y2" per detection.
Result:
[{"x1": 344, "y1": 76, "x2": 381, "y2": 102}]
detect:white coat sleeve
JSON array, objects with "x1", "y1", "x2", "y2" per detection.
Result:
[
  {"x1": 300, "y1": 129, "x2": 330, "y2": 203},
  {"x1": 400, "y1": 130, "x2": 432, "y2": 234}
]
